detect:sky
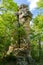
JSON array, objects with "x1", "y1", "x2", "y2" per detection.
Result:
[{"x1": 14, "y1": 0, "x2": 39, "y2": 17}]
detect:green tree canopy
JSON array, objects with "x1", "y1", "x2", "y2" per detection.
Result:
[
  {"x1": 37, "y1": 0, "x2": 43, "y2": 9},
  {"x1": 0, "y1": 0, "x2": 18, "y2": 58}
]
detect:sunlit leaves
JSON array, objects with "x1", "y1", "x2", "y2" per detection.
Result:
[
  {"x1": 37, "y1": 0, "x2": 43, "y2": 9},
  {"x1": 0, "y1": 0, "x2": 18, "y2": 13},
  {"x1": 0, "y1": 0, "x2": 18, "y2": 58},
  {"x1": 33, "y1": 15, "x2": 43, "y2": 33},
  {"x1": 2, "y1": 0, "x2": 18, "y2": 11}
]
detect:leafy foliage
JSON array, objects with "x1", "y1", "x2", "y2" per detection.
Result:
[
  {"x1": 30, "y1": 14, "x2": 43, "y2": 62},
  {"x1": 37, "y1": 0, "x2": 43, "y2": 9},
  {"x1": 0, "y1": 0, "x2": 18, "y2": 58}
]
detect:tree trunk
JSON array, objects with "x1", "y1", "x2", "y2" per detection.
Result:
[{"x1": 17, "y1": 14, "x2": 20, "y2": 48}]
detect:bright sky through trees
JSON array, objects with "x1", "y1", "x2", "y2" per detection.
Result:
[
  {"x1": 14, "y1": 0, "x2": 39, "y2": 17},
  {"x1": 14, "y1": 0, "x2": 39, "y2": 10}
]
